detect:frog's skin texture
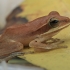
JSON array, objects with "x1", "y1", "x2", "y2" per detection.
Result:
[{"x1": 0, "y1": 11, "x2": 70, "y2": 59}]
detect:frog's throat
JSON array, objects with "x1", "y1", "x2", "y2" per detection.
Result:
[{"x1": 40, "y1": 22, "x2": 70, "y2": 36}]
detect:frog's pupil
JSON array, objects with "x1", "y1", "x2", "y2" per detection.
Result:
[
  {"x1": 50, "y1": 20, "x2": 59, "y2": 27},
  {"x1": 50, "y1": 20, "x2": 59, "y2": 24}
]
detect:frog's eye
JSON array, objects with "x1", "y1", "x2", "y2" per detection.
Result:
[{"x1": 49, "y1": 18, "x2": 59, "y2": 28}]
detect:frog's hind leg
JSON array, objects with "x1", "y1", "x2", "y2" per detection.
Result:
[
  {"x1": 0, "y1": 39, "x2": 23, "y2": 62},
  {"x1": 29, "y1": 38, "x2": 67, "y2": 52}
]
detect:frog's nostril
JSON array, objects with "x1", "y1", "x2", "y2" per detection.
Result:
[
  {"x1": 66, "y1": 17, "x2": 70, "y2": 22},
  {"x1": 62, "y1": 17, "x2": 70, "y2": 23},
  {"x1": 35, "y1": 41, "x2": 37, "y2": 42},
  {"x1": 66, "y1": 19, "x2": 70, "y2": 22},
  {"x1": 68, "y1": 18, "x2": 70, "y2": 22}
]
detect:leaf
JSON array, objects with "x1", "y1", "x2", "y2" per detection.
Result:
[
  {"x1": 19, "y1": 25, "x2": 70, "y2": 70},
  {"x1": 18, "y1": 0, "x2": 70, "y2": 20},
  {"x1": 19, "y1": 0, "x2": 70, "y2": 70}
]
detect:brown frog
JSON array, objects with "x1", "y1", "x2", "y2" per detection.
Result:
[{"x1": 0, "y1": 11, "x2": 70, "y2": 60}]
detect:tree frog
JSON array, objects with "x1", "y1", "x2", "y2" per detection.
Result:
[{"x1": 0, "y1": 11, "x2": 70, "y2": 60}]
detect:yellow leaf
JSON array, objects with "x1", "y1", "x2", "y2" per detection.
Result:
[
  {"x1": 19, "y1": 25, "x2": 70, "y2": 70},
  {"x1": 19, "y1": 0, "x2": 70, "y2": 70},
  {"x1": 18, "y1": 0, "x2": 70, "y2": 21}
]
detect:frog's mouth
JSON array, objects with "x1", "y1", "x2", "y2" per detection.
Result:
[{"x1": 40, "y1": 22, "x2": 70, "y2": 37}]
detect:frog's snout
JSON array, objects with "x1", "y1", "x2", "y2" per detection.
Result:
[
  {"x1": 62, "y1": 17, "x2": 70, "y2": 23},
  {"x1": 69, "y1": 18, "x2": 70, "y2": 22},
  {"x1": 66, "y1": 17, "x2": 70, "y2": 22}
]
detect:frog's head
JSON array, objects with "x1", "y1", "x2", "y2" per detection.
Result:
[
  {"x1": 48, "y1": 11, "x2": 70, "y2": 29},
  {"x1": 46, "y1": 11, "x2": 70, "y2": 35},
  {"x1": 40, "y1": 11, "x2": 70, "y2": 37}
]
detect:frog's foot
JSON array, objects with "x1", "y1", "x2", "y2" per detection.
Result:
[
  {"x1": 29, "y1": 39, "x2": 67, "y2": 52},
  {"x1": 43, "y1": 40, "x2": 67, "y2": 49},
  {"x1": 3, "y1": 52, "x2": 26, "y2": 61},
  {"x1": 1, "y1": 51, "x2": 34, "y2": 62}
]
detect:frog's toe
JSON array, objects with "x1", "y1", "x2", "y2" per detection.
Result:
[{"x1": 47, "y1": 38, "x2": 65, "y2": 43}]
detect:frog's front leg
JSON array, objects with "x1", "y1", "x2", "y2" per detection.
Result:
[{"x1": 29, "y1": 37, "x2": 67, "y2": 52}]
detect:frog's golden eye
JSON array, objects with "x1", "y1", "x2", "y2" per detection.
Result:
[{"x1": 49, "y1": 18, "x2": 59, "y2": 28}]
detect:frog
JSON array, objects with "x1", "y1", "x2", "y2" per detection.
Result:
[{"x1": 0, "y1": 11, "x2": 70, "y2": 60}]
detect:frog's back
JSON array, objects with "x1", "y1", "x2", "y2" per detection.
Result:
[{"x1": 2, "y1": 16, "x2": 48, "y2": 37}]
